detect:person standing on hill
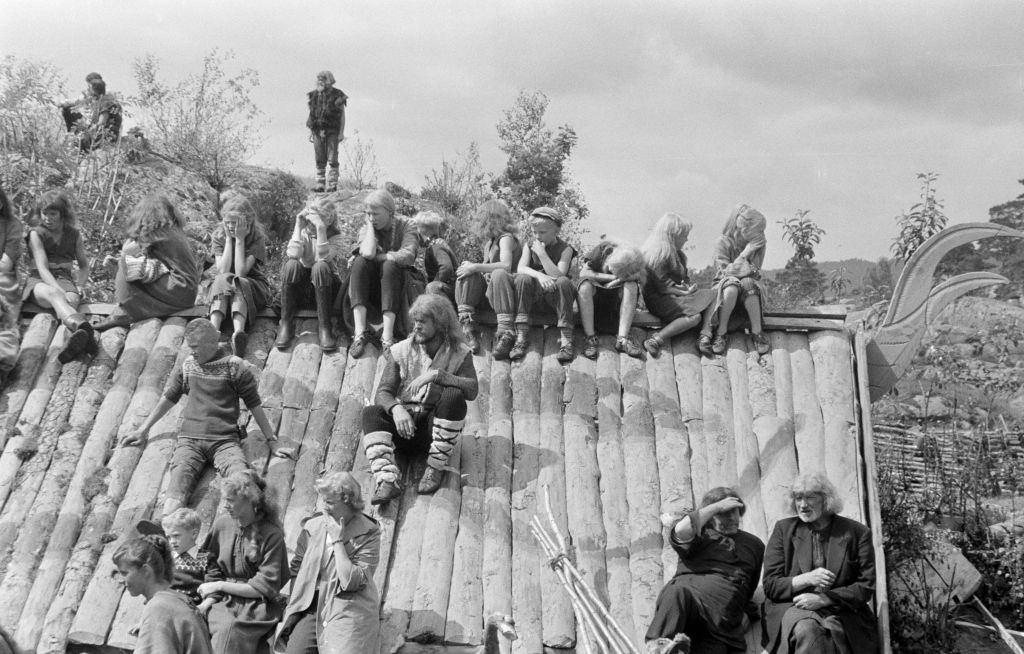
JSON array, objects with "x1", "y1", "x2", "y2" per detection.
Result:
[{"x1": 307, "y1": 71, "x2": 347, "y2": 193}]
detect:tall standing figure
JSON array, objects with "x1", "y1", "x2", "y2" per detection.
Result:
[
  {"x1": 761, "y1": 473, "x2": 878, "y2": 654},
  {"x1": 307, "y1": 71, "x2": 347, "y2": 193},
  {"x1": 94, "y1": 194, "x2": 201, "y2": 331},
  {"x1": 699, "y1": 204, "x2": 769, "y2": 357},
  {"x1": 209, "y1": 191, "x2": 272, "y2": 357},
  {"x1": 360, "y1": 294, "x2": 478, "y2": 504}
]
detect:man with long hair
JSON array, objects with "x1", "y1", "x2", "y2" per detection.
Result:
[
  {"x1": 306, "y1": 70, "x2": 347, "y2": 193},
  {"x1": 360, "y1": 293, "x2": 479, "y2": 504}
]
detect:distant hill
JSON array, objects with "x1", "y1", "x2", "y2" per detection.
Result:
[{"x1": 765, "y1": 258, "x2": 877, "y2": 286}]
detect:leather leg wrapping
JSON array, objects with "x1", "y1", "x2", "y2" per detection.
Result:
[
  {"x1": 427, "y1": 417, "x2": 464, "y2": 470},
  {"x1": 364, "y1": 430, "x2": 400, "y2": 483}
]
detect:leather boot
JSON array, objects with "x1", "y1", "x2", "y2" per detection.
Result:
[
  {"x1": 275, "y1": 282, "x2": 297, "y2": 350},
  {"x1": 58, "y1": 313, "x2": 94, "y2": 364},
  {"x1": 314, "y1": 284, "x2": 337, "y2": 352}
]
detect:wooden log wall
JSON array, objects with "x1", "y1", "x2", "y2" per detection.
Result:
[{"x1": 0, "y1": 312, "x2": 870, "y2": 654}]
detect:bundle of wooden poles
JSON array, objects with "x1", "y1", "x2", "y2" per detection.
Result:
[{"x1": 531, "y1": 486, "x2": 643, "y2": 654}]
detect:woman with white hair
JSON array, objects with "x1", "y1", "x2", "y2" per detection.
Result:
[
  {"x1": 761, "y1": 473, "x2": 878, "y2": 654},
  {"x1": 274, "y1": 472, "x2": 381, "y2": 654}
]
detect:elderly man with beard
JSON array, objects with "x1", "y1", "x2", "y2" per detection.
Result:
[
  {"x1": 360, "y1": 293, "x2": 478, "y2": 505},
  {"x1": 646, "y1": 487, "x2": 765, "y2": 654}
]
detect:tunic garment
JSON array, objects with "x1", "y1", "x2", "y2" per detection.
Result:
[
  {"x1": 23, "y1": 224, "x2": 81, "y2": 300},
  {"x1": 454, "y1": 234, "x2": 522, "y2": 316},
  {"x1": 115, "y1": 227, "x2": 201, "y2": 321},
  {"x1": 761, "y1": 516, "x2": 878, "y2": 654},
  {"x1": 704, "y1": 228, "x2": 767, "y2": 334},
  {"x1": 647, "y1": 510, "x2": 765, "y2": 652},
  {"x1": 209, "y1": 227, "x2": 273, "y2": 329},
  {"x1": 642, "y1": 261, "x2": 715, "y2": 324},
  {"x1": 274, "y1": 513, "x2": 382, "y2": 654},
  {"x1": 204, "y1": 515, "x2": 290, "y2": 654},
  {"x1": 134, "y1": 589, "x2": 213, "y2": 654}
]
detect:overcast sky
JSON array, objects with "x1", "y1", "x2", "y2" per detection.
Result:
[{"x1": 4, "y1": 0, "x2": 1024, "y2": 266}]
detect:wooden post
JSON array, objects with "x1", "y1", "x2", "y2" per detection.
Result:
[
  {"x1": 0, "y1": 328, "x2": 124, "y2": 627},
  {"x1": 0, "y1": 314, "x2": 57, "y2": 450},
  {"x1": 561, "y1": 351, "x2": 609, "y2": 619},
  {"x1": 809, "y1": 331, "x2": 862, "y2": 522},
  {"x1": 243, "y1": 327, "x2": 295, "y2": 466},
  {"x1": 381, "y1": 457, "x2": 428, "y2": 640},
  {"x1": 620, "y1": 336, "x2": 665, "y2": 639},
  {"x1": 481, "y1": 355, "x2": 514, "y2": 635},
  {"x1": 784, "y1": 333, "x2": 825, "y2": 472},
  {"x1": 644, "y1": 333, "x2": 694, "y2": 584},
  {"x1": 36, "y1": 318, "x2": 183, "y2": 654},
  {"x1": 445, "y1": 332, "x2": 491, "y2": 645},
  {"x1": 725, "y1": 334, "x2": 767, "y2": 543},
  {"x1": 537, "y1": 329, "x2": 574, "y2": 650},
  {"x1": 594, "y1": 335, "x2": 637, "y2": 644},
  {"x1": 510, "y1": 329, "x2": 544, "y2": 654},
  {"x1": 14, "y1": 325, "x2": 148, "y2": 652},
  {"x1": 701, "y1": 346, "x2": 737, "y2": 488},
  {"x1": 672, "y1": 334, "x2": 707, "y2": 498}
]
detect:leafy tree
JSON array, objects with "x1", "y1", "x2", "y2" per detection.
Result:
[
  {"x1": 422, "y1": 142, "x2": 490, "y2": 218},
  {"x1": 861, "y1": 256, "x2": 900, "y2": 305},
  {"x1": 892, "y1": 172, "x2": 948, "y2": 262},
  {"x1": 491, "y1": 90, "x2": 588, "y2": 246},
  {"x1": 132, "y1": 49, "x2": 262, "y2": 192},
  {"x1": 773, "y1": 210, "x2": 826, "y2": 307},
  {"x1": 340, "y1": 131, "x2": 381, "y2": 190}
]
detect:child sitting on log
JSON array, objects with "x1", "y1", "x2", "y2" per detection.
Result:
[
  {"x1": 699, "y1": 204, "x2": 770, "y2": 357},
  {"x1": 577, "y1": 239, "x2": 646, "y2": 359},
  {"x1": 414, "y1": 210, "x2": 458, "y2": 306},
  {"x1": 121, "y1": 318, "x2": 276, "y2": 514},
  {"x1": 490, "y1": 206, "x2": 578, "y2": 363},
  {"x1": 0, "y1": 184, "x2": 24, "y2": 387},
  {"x1": 22, "y1": 190, "x2": 95, "y2": 363}
]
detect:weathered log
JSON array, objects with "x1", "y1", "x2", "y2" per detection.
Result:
[
  {"x1": 0, "y1": 327, "x2": 124, "y2": 629},
  {"x1": 724, "y1": 334, "x2": 767, "y2": 543},
  {"x1": 784, "y1": 333, "x2": 825, "y2": 472},
  {"x1": 700, "y1": 345, "x2": 737, "y2": 489},
  {"x1": 671, "y1": 333, "x2": 706, "y2": 498},
  {"x1": 381, "y1": 456, "x2": 429, "y2": 639},
  {"x1": 408, "y1": 442, "x2": 464, "y2": 641},
  {"x1": 509, "y1": 329, "x2": 545, "y2": 654},
  {"x1": 14, "y1": 325, "x2": 146, "y2": 652},
  {"x1": 809, "y1": 330, "x2": 862, "y2": 522},
  {"x1": 0, "y1": 323, "x2": 68, "y2": 512},
  {"x1": 561, "y1": 351, "x2": 609, "y2": 609},
  {"x1": 644, "y1": 331, "x2": 694, "y2": 584},
  {"x1": 445, "y1": 332, "x2": 491, "y2": 645},
  {"x1": 536, "y1": 329, "x2": 574, "y2": 649},
  {"x1": 0, "y1": 351, "x2": 90, "y2": 579},
  {"x1": 481, "y1": 354, "x2": 514, "y2": 631},
  {"x1": 242, "y1": 323, "x2": 296, "y2": 466},
  {"x1": 36, "y1": 318, "x2": 183, "y2": 654},
  {"x1": 619, "y1": 333, "x2": 665, "y2": 640},
  {"x1": 70, "y1": 341, "x2": 187, "y2": 646},
  {"x1": 0, "y1": 314, "x2": 57, "y2": 450},
  {"x1": 594, "y1": 335, "x2": 636, "y2": 644}
]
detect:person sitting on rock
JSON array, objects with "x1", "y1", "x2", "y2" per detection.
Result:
[
  {"x1": 209, "y1": 191, "x2": 272, "y2": 357},
  {"x1": 275, "y1": 196, "x2": 347, "y2": 352},
  {"x1": 453, "y1": 199, "x2": 522, "y2": 355},
  {"x1": 93, "y1": 194, "x2": 202, "y2": 332},
  {"x1": 647, "y1": 487, "x2": 765, "y2": 654},
  {"x1": 0, "y1": 184, "x2": 23, "y2": 388},
  {"x1": 577, "y1": 239, "x2": 646, "y2": 360},
  {"x1": 360, "y1": 293, "x2": 478, "y2": 504},
  {"x1": 59, "y1": 72, "x2": 122, "y2": 151},
  {"x1": 490, "y1": 206, "x2": 577, "y2": 363},
  {"x1": 344, "y1": 189, "x2": 422, "y2": 358},
  {"x1": 762, "y1": 473, "x2": 878, "y2": 654},
  {"x1": 120, "y1": 318, "x2": 277, "y2": 515},
  {"x1": 22, "y1": 190, "x2": 95, "y2": 363},
  {"x1": 698, "y1": 204, "x2": 770, "y2": 357},
  {"x1": 641, "y1": 213, "x2": 716, "y2": 358},
  {"x1": 306, "y1": 70, "x2": 347, "y2": 193},
  {"x1": 415, "y1": 210, "x2": 458, "y2": 306}
]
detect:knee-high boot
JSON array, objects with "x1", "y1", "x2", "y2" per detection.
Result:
[
  {"x1": 418, "y1": 416, "x2": 464, "y2": 494},
  {"x1": 314, "y1": 284, "x2": 337, "y2": 352},
  {"x1": 58, "y1": 313, "x2": 95, "y2": 364},
  {"x1": 275, "y1": 282, "x2": 297, "y2": 350},
  {"x1": 364, "y1": 430, "x2": 402, "y2": 504}
]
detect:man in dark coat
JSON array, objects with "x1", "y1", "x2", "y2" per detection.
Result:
[
  {"x1": 306, "y1": 70, "x2": 347, "y2": 192},
  {"x1": 762, "y1": 473, "x2": 879, "y2": 654}
]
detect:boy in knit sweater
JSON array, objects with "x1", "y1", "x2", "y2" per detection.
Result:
[{"x1": 121, "y1": 318, "x2": 275, "y2": 513}]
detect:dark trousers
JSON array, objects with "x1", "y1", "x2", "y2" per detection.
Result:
[
  {"x1": 313, "y1": 131, "x2": 340, "y2": 171},
  {"x1": 348, "y1": 256, "x2": 404, "y2": 314},
  {"x1": 494, "y1": 272, "x2": 574, "y2": 328},
  {"x1": 455, "y1": 268, "x2": 517, "y2": 318},
  {"x1": 282, "y1": 610, "x2": 318, "y2": 654},
  {"x1": 167, "y1": 437, "x2": 248, "y2": 505},
  {"x1": 281, "y1": 259, "x2": 336, "y2": 307},
  {"x1": 361, "y1": 387, "x2": 467, "y2": 453},
  {"x1": 646, "y1": 581, "x2": 739, "y2": 654}
]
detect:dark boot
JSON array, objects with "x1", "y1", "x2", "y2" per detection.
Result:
[
  {"x1": 275, "y1": 282, "x2": 297, "y2": 350},
  {"x1": 232, "y1": 331, "x2": 248, "y2": 357},
  {"x1": 314, "y1": 284, "x2": 337, "y2": 352},
  {"x1": 58, "y1": 313, "x2": 94, "y2": 364}
]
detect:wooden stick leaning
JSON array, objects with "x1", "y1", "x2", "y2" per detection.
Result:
[{"x1": 530, "y1": 518, "x2": 598, "y2": 654}]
